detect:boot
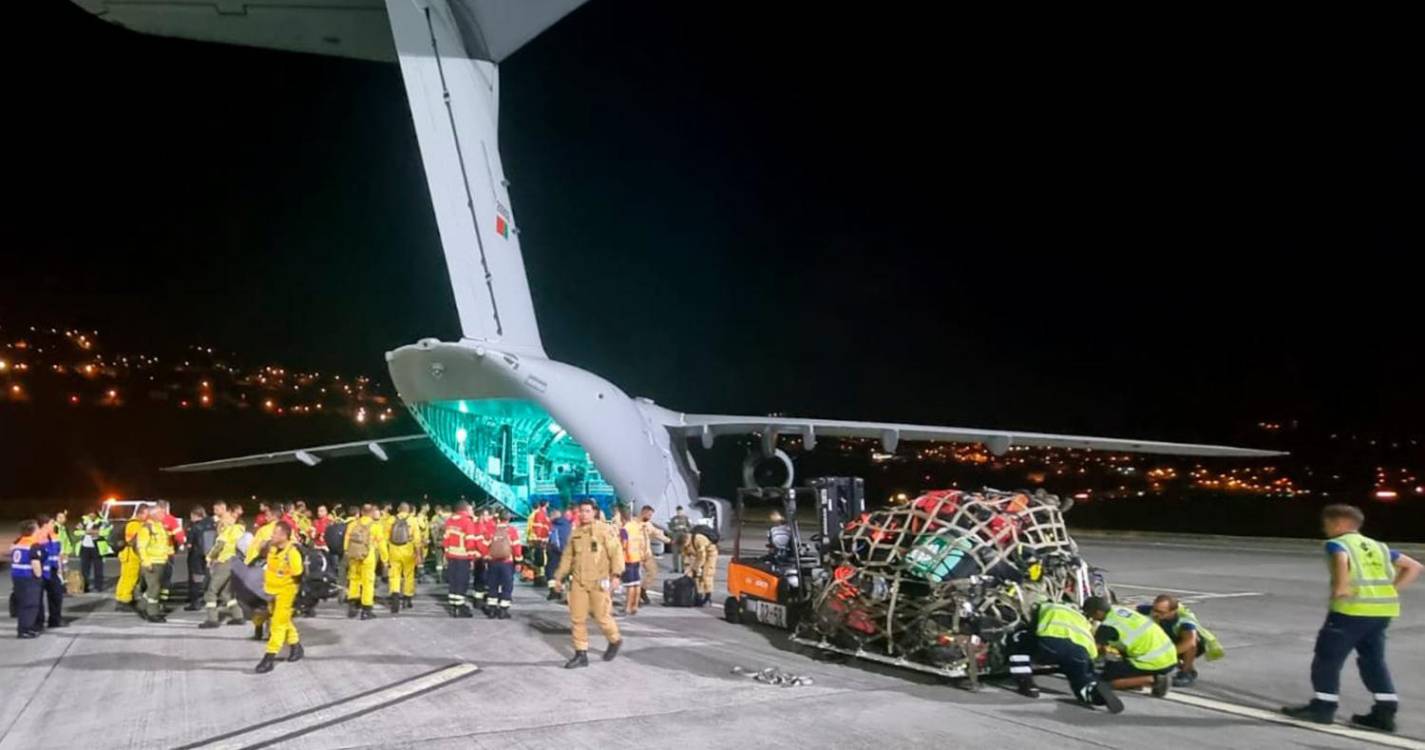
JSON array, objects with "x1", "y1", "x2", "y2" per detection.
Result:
[
  {"x1": 564, "y1": 650, "x2": 589, "y2": 669},
  {"x1": 198, "y1": 620, "x2": 221, "y2": 630},
  {"x1": 1172, "y1": 670, "x2": 1197, "y2": 688},
  {"x1": 460, "y1": 605, "x2": 475, "y2": 618},
  {"x1": 640, "y1": 591, "x2": 651, "y2": 606},
  {"x1": 287, "y1": 643, "x2": 305, "y2": 663},
  {"x1": 498, "y1": 607, "x2": 511, "y2": 620},
  {"x1": 1016, "y1": 678, "x2": 1041, "y2": 698},
  {"x1": 1091, "y1": 681, "x2": 1124, "y2": 714},
  {"x1": 484, "y1": 605, "x2": 497, "y2": 619},
  {"x1": 227, "y1": 616, "x2": 246, "y2": 626},
  {"x1": 347, "y1": 600, "x2": 359, "y2": 619},
  {"x1": 1282, "y1": 701, "x2": 1336, "y2": 725},
  {"x1": 251, "y1": 624, "x2": 266, "y2": 641},
  {"x1": 547, "y1": 589, "x2": 560, "y2": 601},
  {"x1": 1350, "y1": 703, "x2": 1397, "y2": 733},
  {"x1": 184, "y1": 603, "x2": 201, "y2": 612},
  {"x1": 603, "y1": 639, "x2": 622, "y2": 662},
  {"x1": 1151, "y1": 673, "x2": 1171, "y2": 698},
  {"x1": 255, "y1": 653, "x2": 276, "y2": 674},
  {"x1": 148, "y1": 613, "x2": 167, "y2": 623},
  {"x1": 389, "y1": 595, "x2": 401, "y2": 614},
  {"x1": 404, "y1": 596, "x2": 415, "y2": 608},
  {"x1": 360, "y1": 607, "x2": 376, "y2": 620}
]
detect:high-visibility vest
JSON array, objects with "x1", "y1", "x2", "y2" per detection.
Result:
[
  {"x1": 1037, "y1": 602, "x2": 1099, "y2": 660},
  {"x1": 1328, "y1": 532, "x2": 1399, "y2": 618},
  {"x1": 1102, "y1": 606, "x2": 1177, "y2": 671},
  {"x1": 1173, "y1": 605, "x2": 1225, "y2": 660}
]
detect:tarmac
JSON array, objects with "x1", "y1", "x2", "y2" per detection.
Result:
[{"x1": 1, "y1": 531, "x2": 1421, "y2": 749}]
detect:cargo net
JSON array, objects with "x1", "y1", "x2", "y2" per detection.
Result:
[{"x1": 799, "y1": 488, "x2": 1098, "y2": 674}]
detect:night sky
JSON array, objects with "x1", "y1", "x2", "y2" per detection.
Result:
[{"x1": 8, "y1": 3, "x2": 1422, "y2": 446}]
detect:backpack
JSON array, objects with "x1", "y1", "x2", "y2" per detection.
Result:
[
  {"x1": 390, "y1": 517, "x2": 412, "y2": 546},
  {"x1": 109, "y1": 524, "x2": 128, "y2": 553},
  {"x1": 324, "y1": 520, "x2": 347, "y2": 553},
  {"x1": 346, "y1": 522, "x2": 372, "y2": 561},
  {"x1": 692, "y1": 524, "x2": 720, "y2": 545},
  {"x1": 488, "y1": 529, "x2": 513, "y2": 561}
]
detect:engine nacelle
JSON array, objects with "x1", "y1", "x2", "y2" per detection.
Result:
[{"x1": 742, "y1": 449, "x2": 794, "y2": 489}]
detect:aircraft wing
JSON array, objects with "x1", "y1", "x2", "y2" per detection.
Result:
[
  {"x1": 69, "y1": 0, "x2": 588, "y2": 63},
  {"x1": 669, "y1": 414, "x2": 1284, "y2": 458},
  {"x1": 162, "y1": 434, "x2": 430, "y2": 472}
]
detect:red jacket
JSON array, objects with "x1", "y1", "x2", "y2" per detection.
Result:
[
  {"x1": 443, "y1": 513, "x2": 479, "y2": 560},
  {"x1": 313, "y1": 517, "x2": 330, "y2": 550},
  {"x1": 161, "y1": 514, "x2": 186, "y2": 548},
  {"x1": 469, "y1": 518, "x2": 496, "y2": 557},
  {"x1": 528, "y1": 508, "x2": 551, "y2": 542}
]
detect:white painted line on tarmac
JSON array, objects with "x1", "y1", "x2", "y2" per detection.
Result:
[
  {"x1": 179, "y1": 662, "x2": 479, "y2": 750},
  {"x1": 1164, "y1": 692, "x2": 1425, "y2": 749},
  {"x1": 1182, "y1": 592, "x2": 1266, "y2": 601}
]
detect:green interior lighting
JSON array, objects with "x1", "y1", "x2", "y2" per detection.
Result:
[{"x1": 408, "y1": 399, "x2": 615, "y2": 517}]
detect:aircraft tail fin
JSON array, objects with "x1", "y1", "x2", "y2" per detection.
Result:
[{"x1": 388, "y1": 0, "x2": 572, "y2": 356}]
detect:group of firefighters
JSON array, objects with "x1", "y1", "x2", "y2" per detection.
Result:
[{"x1": 8, "y1": 499, "x2": 1419, "y2": 733}]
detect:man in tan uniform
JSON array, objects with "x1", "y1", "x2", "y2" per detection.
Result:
[
  {"x1": 638, "y1": 505, "x2": 672, "y2": 605},
  {"x1": 553, "y1": 499, "x2": 626, "y2": 669},
  {"x1": 683, "y1": 524, "x2": 719, "y2": 607}
]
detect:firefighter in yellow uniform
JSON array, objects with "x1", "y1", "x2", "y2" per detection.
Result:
[
  {"x1": 553, "y1": 500, "x2": 625, "y2": 669},
  {"x1": 199, "y1": 508, "x2": 247, "y2": 628},
  {"x1": 411, "y1": 508, "x2": 430, "y2": 583},
  {"x1": 684, "y1": 524, "x2": 719, "y2": 607},
  {"x1": 244, "y1": 509, "x2": 281, "y2": 565},
  {"x1": 114, "y1": 505, "x2": 149, "y2": 607},
  {"x1": 386, "y1": 503, "x2": 418, "y2": 613},
  {"x1": 136, "y1": 512, "x2": 173, "y2": 622},
  {"x1": 255, "y1": 521, "x2": 304, "y2": 674},
  {"x1": 345, "y1": 505, "x2": 385, "y2": 620}
]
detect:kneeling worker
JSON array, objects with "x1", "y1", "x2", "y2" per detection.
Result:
[
  {"x1": 552, "y1": 499, "x2": 625, "y2": 668},
  {"x1": 1084, "y1": 596, "x2": 1178, "y2": 697},
  {"x1": 256, "y1": 521, "x2": 304, "y2": 673},
  {"x1": 1010, "y1": 600, "x2": 1124, "y2": 713},
  {"x1": 1141, "y1": 594, "x2": 1224, "y2": 687}
]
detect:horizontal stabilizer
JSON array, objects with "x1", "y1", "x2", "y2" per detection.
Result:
[
  {"x1": 671, "y1": 415, "x2": 1284, "y2": 458},
  {"x1": 162, "y1": 434, "x2": 430, "y2": 472}
]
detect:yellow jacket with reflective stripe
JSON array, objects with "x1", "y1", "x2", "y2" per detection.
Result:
[
  {"x1": 1329, "y1": 532, "x2": 1399, "y2": 618},
  {"x1": 208, "y1": 521, "x2": 246, "y2": 564},
  {"x1": 245, "y1": 521, "x2": 277, "y2": 565},
  {"x1": 1037, "y1": 602, "x2": 1098, "y2": 660},
  {"x1": 263, "y1": 542, "x2": 304, "y2": 596},
  {"x1": 1102, "y1": 606, "x2": 1177, "y2": 671},
  {"x1": 136, "y1": 520, "x2": 172, "y2": 566}
]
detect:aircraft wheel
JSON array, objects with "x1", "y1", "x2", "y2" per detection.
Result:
[{"x1": 724, "y1": 597, "x2": 741, "y2": 624}]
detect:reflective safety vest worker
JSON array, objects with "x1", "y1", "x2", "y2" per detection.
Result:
[
  {"x1": 1328, "y1": 532, "x2": 1400, "y2": 618},
  {"x1": 1173, "y1": 605, "x2": 1225, "y2": 661},
  {"x1": 1036, "y1": 602, "x2": 1099, "y2": 660},
  {"x1": 1102, "y1": 606, "x2": 1178, "y2": 671},
  {"x1": 10, "y1": 536, "x2": 41, "y2": 579},
  {"x1": 209, "y1": 522, "x2": 246, "y2": 565}
]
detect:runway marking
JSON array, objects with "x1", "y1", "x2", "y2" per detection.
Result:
[
  {"x1": 1112, "y1": 583, "x2": 1266, "y2": 602},
  {"x1": 174, "y1": 662, "x2": 478, "y2": 750},
  {"x1": 1163, "y1": 691, "x2": 1425, "y2": 749}
]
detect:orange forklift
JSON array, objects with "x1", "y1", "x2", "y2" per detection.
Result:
[{"x1": 724, "y1": 478, "x2": 864, "y2": 628}]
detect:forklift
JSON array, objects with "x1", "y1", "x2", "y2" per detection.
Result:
[{"x1": 723, "y1": 477, "x2": 865, "y2": 629}]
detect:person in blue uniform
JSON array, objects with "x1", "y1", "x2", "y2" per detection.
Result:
[
  {"x1": 36, "y1": 515, "x2": 65, "y2": 629},
  {"x1": 11, "y1": 520, "x2": 46, "y2": 638}
]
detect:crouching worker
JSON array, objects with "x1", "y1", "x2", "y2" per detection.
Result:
[
  {"x1": 1009, "y1": 600, "x2": 1124, "y2": 713},
  {"x1": 255, "y1": 521, "x2": 304, "y2": 674},
  {"x1": 1141, "y1": 595, "x2": 1224, "y2": 687},
  {"x1": 1084, "y1": 596, "x2": 1178, "y2": 697}
]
